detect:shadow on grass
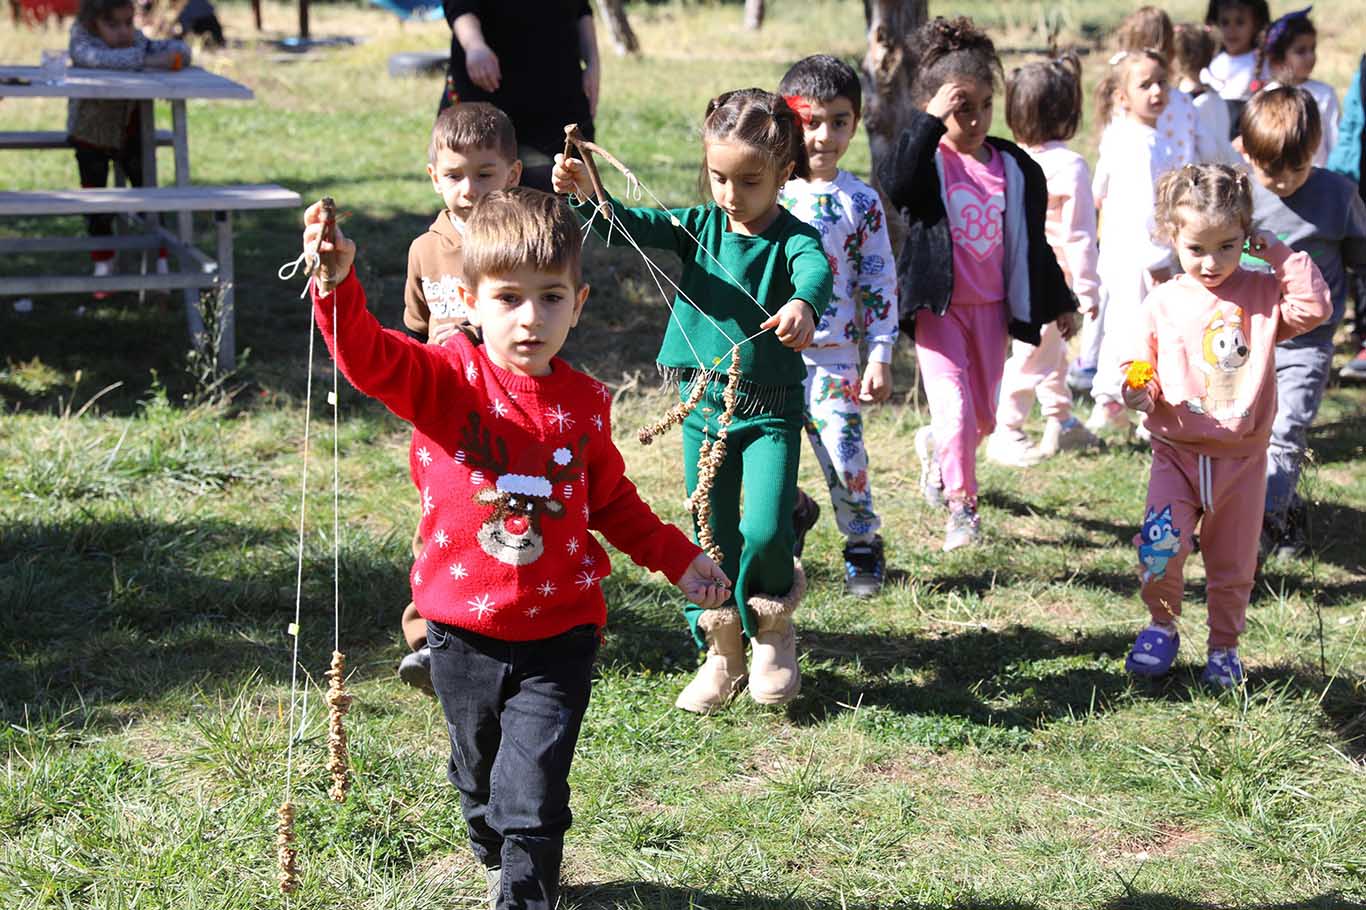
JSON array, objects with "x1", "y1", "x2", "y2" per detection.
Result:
[
  {"x1": 562, "y1": 882, "x2": 1042, "y2": 910},
  {"x1": 604, "y1": 587, "x2": 1365, "y2": 752},
  {"x1": 0, "y1": 514, "x2": 410, "y2": 726},
  {"x1": 564, "y1": 883, "x2": 1365, "y2": 910}
]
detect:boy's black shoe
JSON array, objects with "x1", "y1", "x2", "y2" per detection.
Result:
[
  {"x1": 398, "y1": 645, "x2": 435, "y2": 695},
  {"x1": 792, "y1": 488, "x2": 820, "y2": 558},
  {"x1": 843, "y1": 535, "x2": 885, "y2": 598}
]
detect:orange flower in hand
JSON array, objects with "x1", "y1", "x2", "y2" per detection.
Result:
[{"x1": 1125, "y1": 360, "x2": 1155, "y2": 390}]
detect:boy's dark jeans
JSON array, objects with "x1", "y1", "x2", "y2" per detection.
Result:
[{"x1": 427, "y1": 620, "x2": 599, "y2": 910}]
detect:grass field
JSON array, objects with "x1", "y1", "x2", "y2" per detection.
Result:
[{"x1": 2, "y1": 1, "x2": 1365, "y2": 907}]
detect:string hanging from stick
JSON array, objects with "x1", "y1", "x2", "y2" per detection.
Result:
[
  {"x1": 273, "y1": 196, "x2": 352, "y2": 893},
  {"x1": 562, "y1": 128, "x2": 776, "y2": 560}
]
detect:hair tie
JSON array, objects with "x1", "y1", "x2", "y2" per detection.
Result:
[{"x1": 782, "y1": 95, "x2": 814, "y2": 129}]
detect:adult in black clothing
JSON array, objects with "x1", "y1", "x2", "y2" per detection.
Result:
[{"x1": 440, "y1": 0, "x2": 600, "y2": 193}]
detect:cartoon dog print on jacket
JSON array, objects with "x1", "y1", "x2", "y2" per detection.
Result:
[{"x1": 1185, "y1": 306, "x2": 1252, "y2": 420}]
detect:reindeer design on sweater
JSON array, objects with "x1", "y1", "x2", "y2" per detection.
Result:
[{"x1": 457, "y1": 413, "x2": 588, "y2": 567}]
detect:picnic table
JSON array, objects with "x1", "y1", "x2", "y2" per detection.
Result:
[{"x1": 0, "y1": 64, "x2": 301, "y2": 368}]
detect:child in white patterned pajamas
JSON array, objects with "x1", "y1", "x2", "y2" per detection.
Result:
[{"x1": 778, "y1": 55, "x2": 899, "y2": 596}]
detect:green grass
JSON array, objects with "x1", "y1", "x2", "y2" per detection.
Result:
[{"x1": 2, "y1": 1, "x2": 1366, "y2": 906}]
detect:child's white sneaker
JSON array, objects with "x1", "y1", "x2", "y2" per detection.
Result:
[
  {"x1": 986, "y1": 428, "x2": 1042, "y2": 468},
  {"x1": 943, "y1": 502, "x2": 980, "y2": 551},
  {"x1": 1038, "y1": 415, "x2": 1102, "y2": 456},
  {"x1": 914, "y1": 426, "x2": 945, "y2": 509}
]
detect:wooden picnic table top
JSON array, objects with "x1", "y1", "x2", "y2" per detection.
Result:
[
  {"x1": 0, "y1": 184, "x2": 301, "y2": 216},
  {"x1": 0, "y1": 64, "x2": 252, "y2": 101}
]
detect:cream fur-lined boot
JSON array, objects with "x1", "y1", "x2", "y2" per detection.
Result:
[
  {"x1": 675, "y1": 608, "x2": 747, "y2": 714},
  {"x1": 746, "y1": 562, "x2": 806, "y2": 705}
]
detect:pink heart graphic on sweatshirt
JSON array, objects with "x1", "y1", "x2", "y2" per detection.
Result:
[{"x1": 947, "y1": 183, "x2": 1004, "y2": 262}]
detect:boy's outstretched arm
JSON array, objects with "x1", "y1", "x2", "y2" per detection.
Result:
[{"x1": 301, "y1": 202, "x2": 469, "y2": 432}]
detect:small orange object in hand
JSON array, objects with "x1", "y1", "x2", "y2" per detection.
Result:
[
  {"x1": 170, "y1": 52, "x2": 183, "y2": 71},
  {"x1": 1125, "y1": 360, "x2": 1155, "y2": 390}
]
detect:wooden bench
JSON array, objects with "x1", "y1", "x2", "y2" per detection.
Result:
[{"x1": 0, "y1": 183, "x2": 302, "y2": 369}]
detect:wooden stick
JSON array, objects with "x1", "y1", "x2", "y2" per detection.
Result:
[{"x1": 563, "y1": 124, "x2": 611, "y2": 219}]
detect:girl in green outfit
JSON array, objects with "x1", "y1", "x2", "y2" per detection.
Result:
[{"x1": 553, "y1": 89, "x2": 833, "y2": 713}]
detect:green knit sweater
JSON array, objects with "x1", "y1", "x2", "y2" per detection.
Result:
[{"x1": 578, "y1": 196, "x2": 833, "y2": 388}]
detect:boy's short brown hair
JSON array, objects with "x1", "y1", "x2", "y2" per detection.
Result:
[
  {"x1": 463, "y1": 188, "x2": 582, "y2": 290},
  {"x1": 1239, "y1": 85, "x2": 1323, "y2": 173},
  {"x1": 428, "y1": 102, "x2": 518, "y2": 164}
]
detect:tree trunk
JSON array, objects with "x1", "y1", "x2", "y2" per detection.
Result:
[
  {"x1": 250, "y1": 0, "x2": 261, "y2": 31},
  {"x1": 298, "y1": 0, "x2": 308, "y2": 39},
  {"x1": 861, "y1": 0, "x2": 928, "y2": 256},
  {"x1": 593, "y1": 0, "x2": 638, "y2": 55},
  {"x1": 744, "y1": 0, "x2": 764, "y2": 31}
]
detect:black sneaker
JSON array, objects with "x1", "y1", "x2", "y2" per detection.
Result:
[
  {"x1": 398, "y1": 646, "x2": 434, "y2": 696},
  {"x1": 792, "y1": 488, "x2": 821, "y2": 558},
  {"x1": 843, "y1": 535, "x2": 885, "y2": 598}
]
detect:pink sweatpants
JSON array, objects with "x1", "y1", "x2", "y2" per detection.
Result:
[
  {"x1": 1138, "y1": 438, "x2": 1267, "y2": 649},
  {"x1": 916, "y1": 302, "x2": 1010, "y2": 503},
  {"x1": 996, "y1": 320, "x2": 1073, "y2": 429}
]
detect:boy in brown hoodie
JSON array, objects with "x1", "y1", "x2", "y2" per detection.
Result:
[{"x1": 399, "y1": 101, "x2": 522, "y2": 691}]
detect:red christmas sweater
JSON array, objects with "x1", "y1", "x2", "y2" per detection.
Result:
[{"x1": 313, "y1": 270, "x2": 700, "y2": 641}]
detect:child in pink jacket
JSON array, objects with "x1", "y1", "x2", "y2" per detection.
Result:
[{"x1": 1121, "y1": 163, "x2": 1330, "y2": 688}]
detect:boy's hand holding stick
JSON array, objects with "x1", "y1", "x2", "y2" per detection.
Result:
[{"x1": 302, "y1": 199, "x2": 356, "y2": 294}]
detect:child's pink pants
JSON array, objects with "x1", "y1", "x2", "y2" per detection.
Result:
[
  {"x1": 915, "y1": 302, "x2": 1009, "y2": 504},
  {"x1": 996, "y1": 320, "x2": 1073, "y2": 429},
  {"x1": 1139, "y1": 438, "x2": 1267, "y2": 649}
]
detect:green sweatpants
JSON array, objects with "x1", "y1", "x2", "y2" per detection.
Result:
[{"x1": 681, "y1": 382, "x2": 803, "y2": 646}]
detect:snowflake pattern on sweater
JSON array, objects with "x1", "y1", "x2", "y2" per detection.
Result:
[
  {"x1": 780, "y1": 170, "x2": 899, "y2": 366},
  {"x1": 313, "y1": 271, "x2": 700, "y2": 642}
]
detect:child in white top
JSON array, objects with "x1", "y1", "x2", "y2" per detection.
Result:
[
  {"x1": 777, "y1": 54, "x2": 898, "y2": 596},
  {"x1": 1259, "y1": 7, "x2": 1340, "y2": 166},
  {"x1": 987, "y1": 53, "x2": 1100, "y2": 466},
  {"x1": 1173, "y1": 23, "x2": 1242, "y2": 166},
  {"x1": 1202, "y1": 0, "x2": 1271, "y2": 101},
  {"x1": 1089, "y1": 49, "x2": 1193, "y2": 432}
]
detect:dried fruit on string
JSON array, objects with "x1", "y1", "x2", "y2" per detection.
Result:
[
  {"x1": 324, "y1": 650, "x2": 352, "y2": 803},
  {"x1": 689, "y1": 352, "x2": 742, "y2": 565},
  {"x1": 276, "y1": 801, "x2": 299, "y2": 893},
  {"x1": 638, "y1": 372, "x2": 707, "y2": 446}
]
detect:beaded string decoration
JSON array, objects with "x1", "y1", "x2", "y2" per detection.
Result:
[
  {"x1": 273, "y1": 196, "x2": 352, "y2": 893},
  {"x1": 324, "y1": 649, "x2": 352, "y2": 802}
]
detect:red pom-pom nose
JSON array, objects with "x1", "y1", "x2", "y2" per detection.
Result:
[{"x1": 503, "y1": 515, "x2": 529, "y2": 535}]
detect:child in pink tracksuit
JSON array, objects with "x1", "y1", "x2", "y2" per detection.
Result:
[
  {"x1": 1121, "y1": 163, "x2": 1329, "y2": 688},
  {"x1": 987, "y1": 54, "x2": 1102, "y2": 467},
  {"x1": 879, "y1": 16, "x2": 1076, "y2": 551}
]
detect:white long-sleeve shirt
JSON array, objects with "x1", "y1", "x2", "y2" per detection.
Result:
[
  {"x1": 1025, "y1": 142, "x2": 1100, "y2": 315},
  {"x1": 779, "y1": 170, "x2": 899, "y2": 366}
]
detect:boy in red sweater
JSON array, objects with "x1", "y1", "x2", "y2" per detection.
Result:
[
  {"x1": 398, "y1": 101, "x2": 522, "y2": 694},
  {"x1": 302, "y1": 188, "x2": 730, "y2": 909}
]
